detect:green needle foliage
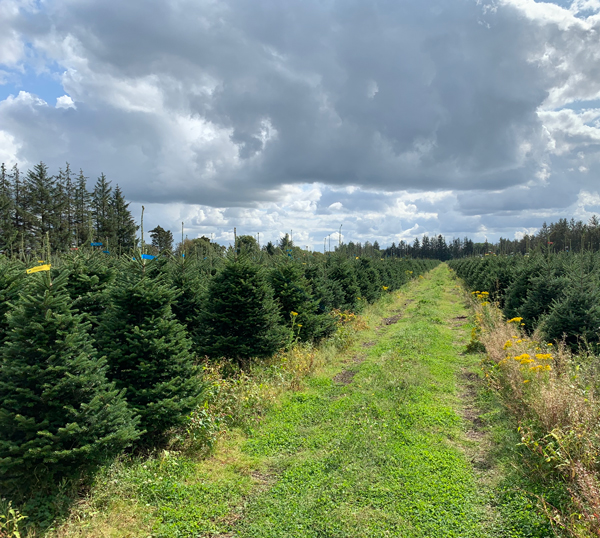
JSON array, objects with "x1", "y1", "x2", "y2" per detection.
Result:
[
  {"x1": 97, "y1": 263, "x2": 203, "y2": 443},
  {"x1": 168, "y1": 256, "x2": 208, "y2": 346},
  {"x1": 541, "y1": 256, "x2": 600, "y2": 350},
  {"x1": 0, "y1": 270, "x2": 139, "y2": 496},
  {"x1": 270, "y1": 261, "x2": 335, "y2": 343},
  {"x1": 326, "y1": 255, "x2": 360, "y2": 310},
  {"x1": 62, "y1": 251, "x2": 116, "y2": 329},
  {"x1": 199, "y1": 256, "x2": 289, "y2": 367},
  {"x1": 0, "y1": 257, "x2": 25, "y2": 343},
  {"x1": 355, "y1": 257, "x2": 383, "y2": 303}
]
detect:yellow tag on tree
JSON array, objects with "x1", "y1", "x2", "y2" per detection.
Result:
[{"x1": 26, "y1": 264, "x2": 51, "y2": 274}]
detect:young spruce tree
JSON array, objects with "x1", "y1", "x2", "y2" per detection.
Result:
[
  {"x1": 97, "y1": 262, "x2": 202, "y2": 443},
  {"x1": 0, "y1": 270, "x2": 139, "y2": 494}
]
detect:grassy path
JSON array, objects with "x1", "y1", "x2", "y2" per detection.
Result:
[
  {"x1": 53, "y1": 265, "x2": 554, "y2": 537},
  {"x1": 230, "y1": 265, "x2": 493, "y2": 537}
]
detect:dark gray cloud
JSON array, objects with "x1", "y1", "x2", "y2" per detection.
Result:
[{"x1": 1, "y1": 0, "x2": 600, "y2": 246}]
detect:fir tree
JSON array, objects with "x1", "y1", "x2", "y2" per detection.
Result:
[
  {"x1": 97, "y1": 264, "x2": 202, "y2": 442},
  {"x1": 541, "y1": 257, "x2": 600, "y2": 350},
  {"x1": 10, "y1": 164, "x2": 27, "y2": 255},
  {"x1": 54, "y1": 164, "x2": 75, "y2": 251},
  {"x1": 63, "y1": 251, "x2": 116, "y2": 329},
  {"x1": 169, "y1": 256, "x2": 207, "y2": 346},
  {"x1": 327, "y1": 255, "x2": 360, "y2": 310},
  {"x1": 0, "y1": 258, "x2": 24, "y2": 343},
  {"x1": 270, "y1": 261, "x2": 335, "y2": 342},
  {"x1": 198, "y1": 257, "x2": 288, "y2": 367},
  {"x1": 355, "y1": 257, "x2": 382, "y2": 303},
  {"x1": 0, "y1": 270, "x2": 139, "y2": 494}
]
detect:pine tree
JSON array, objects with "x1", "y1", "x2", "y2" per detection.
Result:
[
  {"x1": 112, "y1": 185, "x2": 137, "y2": 252},
  {"x1": 97, "y1": 265, "x2": 202, "y2": 442},
  {"x1": 0, "y1": 270, "x2": 139, "y2": 494},
  {"x1": 198, "y1": 257, "x2": 288, "y2": 367},
  {"x1": 11, "y1": 164, "x2": 27, "y2": 255}
]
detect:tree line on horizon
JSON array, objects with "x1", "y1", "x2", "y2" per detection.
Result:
[{"x1": 2, "y1": 161, "x2": 600, "y2": 261}]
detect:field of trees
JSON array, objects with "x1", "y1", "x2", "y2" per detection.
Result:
[
  {"x1": 4, "y1": 162, "x2": 600, "y2": 536},
  {"x1": 0, "y1": 200, "x2": 437, "y2": 533}
]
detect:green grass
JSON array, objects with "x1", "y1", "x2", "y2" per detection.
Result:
[{"x1": 42, "y1": 266, "x2": 558, "y2": 538}]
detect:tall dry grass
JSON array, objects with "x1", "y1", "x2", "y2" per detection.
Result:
[{"x1": 471, "y1": 295, "x2": 600, "y2": 537}]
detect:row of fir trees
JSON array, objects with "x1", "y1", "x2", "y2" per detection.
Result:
[
  {"x1": 0, "y1": 162, "x2": 138, "y2": 256},
  {"x1": 0, "y1": 245, "x2": 437, "y2": 509},
  {"x1": 449, "y1": 251, "x2": 600, "y2": 351}
]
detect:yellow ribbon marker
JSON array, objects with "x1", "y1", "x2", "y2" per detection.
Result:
[{"x1": 26, "y1": 264, "x2": 51, "y2": 274}]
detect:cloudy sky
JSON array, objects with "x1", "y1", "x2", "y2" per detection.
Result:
[{"x1": 1, "y1": 0, "x2": 600, "y2": 249}]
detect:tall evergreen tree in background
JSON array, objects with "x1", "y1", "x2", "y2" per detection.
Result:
[
  {"x1": 0, "y1": 270, "x2": 139, "y2": 494},
  {"x1": 92, "y1": 173, "x2": 113, "y2": 246},
  {"x1": 11, "y1": 164, "x2": 26, "y2": 254},
  {"x1": 0, "y1": 163, "x2": 16, "y2": 251},
  {"x1": 74, "y1": 169, "x2": 92, "y2": 247},
  {"x1": 149, "y1": 225, "x2": 173, "y2": 253},
  {"x1": 53, "y1": 163, "x2": 74, "y2": 251},
  {"x1": 0, "y1": 163, "x2": 138, "y2": 254},
  {"x1": 24, "y1": 162, "x2": 60, "y2": 251},
  {"x1": 112, "y1": 185, "x2": 137, "y2": 252}
]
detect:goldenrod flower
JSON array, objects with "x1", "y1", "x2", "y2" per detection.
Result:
[{"x1": 291, "y1": 311, "x2": 298, "y2": 316}]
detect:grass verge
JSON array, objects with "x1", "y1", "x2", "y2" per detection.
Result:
[{"x1": 462, "y1": 274, "x2": 600, "y2": 537}]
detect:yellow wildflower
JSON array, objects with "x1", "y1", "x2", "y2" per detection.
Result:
[{"x1": 291, "y1": 311, "x2": 298, "y2": 317}]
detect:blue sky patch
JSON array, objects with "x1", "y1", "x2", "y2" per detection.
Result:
[{"x1": 0, "y1": 66, "x2": 66, "y2": 105}]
